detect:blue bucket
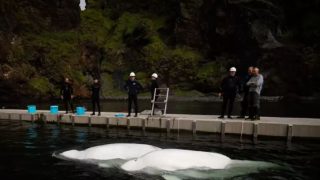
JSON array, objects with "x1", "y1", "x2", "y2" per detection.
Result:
[
  {"x1": 50, "y1": 105, "x2": 59, "y2": 115},
  {"x1": 27, "y1": 105, "x2": 37, "y2": 114},
  {"x1": 76, "y1": 107, "x2": 86, "y2": 116},
  {"x1": 115, "y1": 113, "x2": 125, "y2": 118}
]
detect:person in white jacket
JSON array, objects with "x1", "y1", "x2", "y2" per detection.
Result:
[{"x1": 246, "y1": 67, "x2": 263, "y2": 120}]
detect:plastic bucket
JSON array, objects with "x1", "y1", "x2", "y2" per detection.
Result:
[
  {"x1": 27, "y1": 105, "x2": 37, "y2": 114},
  {"x1": 50, "y1": 105, "x2": 59, "y2": 115},
  {"x1": 76, "y1": 107, "x2": 85, "y2": 116},
  {"x1": 115, "y1": 113, "x2": 125, "y2": 118}
]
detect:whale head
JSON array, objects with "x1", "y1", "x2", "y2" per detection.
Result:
[{"x1": 60, "y1": 150, "x2": 83, "y2": 160}]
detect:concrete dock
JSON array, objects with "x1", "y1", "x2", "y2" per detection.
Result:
[{"x1": 1, "y1": 109, "x2": 320, "y2": 142}]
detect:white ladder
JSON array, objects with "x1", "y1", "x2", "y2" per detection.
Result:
[{"x1": 151, "y1": 88, "x2": 169, "y2": 116}]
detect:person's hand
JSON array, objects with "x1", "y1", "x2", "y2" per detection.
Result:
[
  {"x1": 60, "y1": 96, "x2": 63, "y2": 100},
  {"x1": 218, "y1": 92, "x2": 223, "y2": 97},
  {"x1": 71, "y1": 95, "x2": 74, "y2": 99}
]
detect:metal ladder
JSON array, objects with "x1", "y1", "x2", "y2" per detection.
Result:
[{"x1": 151, "y1": 88, "x2": 169, "y2": 116}]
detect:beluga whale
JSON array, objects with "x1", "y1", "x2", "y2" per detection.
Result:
[
  {"x1": 53, "y1": 143, "x2": 161, "y2": 167},
  {"x1": 54, "y1": 143, "x2": 280, "y2": 179}
]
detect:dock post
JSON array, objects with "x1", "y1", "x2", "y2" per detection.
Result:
[
  {"x1": 221, "y1": 121, "x2": 226, "y2": 142},
  {"x1": 192, "y1": 121, "x2": 197, "y2": 136},
  {"x1": 40, "y1": 113, "x2": 46, "y2": 124},
  {"x1": 8, "y1": 113, "x2": 11, "y2": 120},
  {"x1": 88, "y1": 117, "x2": 92, "y2": 127},
  {"x1": 166, "y1": 119, "x2": 170, "y2": 135},
  {"x1": 57, "y1": 115, "x2": 61, "y2": 125},
  {"x1": 105, "y1": 117, "x2": 109, "y2": 129},
  {"x1": 253, "y1": 123, "x2": 258, "y2": 144},
  {"x1": 127, "y1": 118, "x2": 130, "y2": 130},
  {"x1": 287, "y1": 124, "x2": 293, "y2": 143},
  {"x1": 19, "y1": 114, "x2": 22, "y2": 121},
  {"x1": 71, "y1": 115, "x2": 75, "y2": 126},
  {"x1": 142, "y1": 118, "x2": 146, "y2": 135}
]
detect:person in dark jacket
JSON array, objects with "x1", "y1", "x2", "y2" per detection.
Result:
[
  {"x1": 237, "y1": 66, "x2": 253, "y2": 118},
  {"x1": 91, "y1": 79, "x2": 101, "y2": 116},
  {"x1": 150, "y1": 73, "x2": 160, "y2": 102},
  {"x1": 150, "y1": 73, "x2": 160, "y2": 113},
  {"x1": 124, "y1": 72, "x2": 143, "y2": 117},
  {"x1": 218, "y1": 67, "x2": 240, "y2": 119},
  {"x1": 60, "y1": 78, "x2": 74, "y2": 114}
]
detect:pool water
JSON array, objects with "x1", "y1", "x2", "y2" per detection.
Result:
[{"x1": 0, "y1": 119, "x2": 319, "y2": 180}]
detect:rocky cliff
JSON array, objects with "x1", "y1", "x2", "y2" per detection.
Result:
[{"x1": 0, "y1": 0, "x2": 319, "y2": 100}]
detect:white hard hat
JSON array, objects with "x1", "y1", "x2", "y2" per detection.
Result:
[
  {"x1": 229, "y1": 67, "x2": 237, "y2": 72},
  {"x1": 129, "y1": 72, "x2": 136, "y2": 77},
  {"x1": 151, "y1": 73, "x2": 158, "y2": 78}
]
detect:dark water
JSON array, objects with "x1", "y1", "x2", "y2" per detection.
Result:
[
  {"x1": 0, "y1": 119, "x2": 319, "y2": 180},
  {"x1": 2, "y1": 99, "x2": 320, "y2": 118}
]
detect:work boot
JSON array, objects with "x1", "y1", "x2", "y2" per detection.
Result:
[
  {"x1": 134, "y1": 114, "x2": 138, "y2": 117},
  {"x1": 91, "y1": 113, "x2": 95, "y2": 116},
  {"x1": 218, "y1": 116, "x2": 224, "y2": 119},
  {"x1": 98, "y1": 112, "x2": 101, "y2": 116},
  {"x1": 227, "y1": 116, "x2": 233, "y2": 119},
  {"x1": 126, "y1": 114, "x2": 131, "y2": 117}
]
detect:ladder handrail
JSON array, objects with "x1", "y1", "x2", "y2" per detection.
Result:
[{"x1": 151, "y1": 88, "x2": 169, "y2": 116}]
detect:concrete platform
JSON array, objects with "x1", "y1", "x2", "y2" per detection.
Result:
[{"x1": 1, "y1": 109, "x2": 320, "y2": 142}]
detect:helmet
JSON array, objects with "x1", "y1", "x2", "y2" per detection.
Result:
[
  {"x1": 151, "y1": 73, "x2": 158, "y2": 78},
  {"x1": 229, "y1": 67, "x2": 237, "y2": 72},
  {"x1": 129, "y1": 72, "x2": 136, "y2": 77}
]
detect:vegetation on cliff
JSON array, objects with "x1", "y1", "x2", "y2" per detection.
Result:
[{"x1": 0, "y1": 0, "x2": 319, "y2": 99}]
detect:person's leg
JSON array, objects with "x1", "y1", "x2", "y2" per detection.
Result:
[
  {"x1": 91, "y1": 99, "x2": 96, "y2": 115},
  {"x1": 64, "y1": 99, "x2": 68, "y2": 113},
  {"x1": 239, "y1": 93, "x2": 248, "y2": 117},
  {"x1": 127, "y1": 95, "x2": 132, "y2": 116},
  {"x1": 133, "y1": 95, "x2": 138, "y2": 117},
  {"x1": 253, "y1": 93, "x2": 260, "y2": 120},
  {"x1": 219, "y1": 96, "x2": 228, "y2": 118},
  {"x1": 228, "y1": 95, "x2": 235, "y2": 118},
  {"x1": 97, "y1": 98, "x2": 101, "y2": 115},
  {"x1": 69, "y1": 99, "x2": 74, "y2": 113},
  {"x1": 246, "y1": 92, "x2": 254, "y2": 119}
]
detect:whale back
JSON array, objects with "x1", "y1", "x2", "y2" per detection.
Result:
[
  {"x1": 60, "y1": 143, "x2": 160, "y2": 161},
  {"x1": 121, "y1": 149, "x2": 232, "y2": 172}
]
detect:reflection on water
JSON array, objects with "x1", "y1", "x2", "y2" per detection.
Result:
[{"x1": 0, "y1": 119, "x2": 319, "y2": 179}]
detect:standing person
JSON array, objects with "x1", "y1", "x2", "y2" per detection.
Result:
[
  {"x1": 60, "y1": 77, "x2": 74, "y2": 114},
  {"x1": 150, "y1": 73, "x2": 160, "y2": 103},
  {"x1": 150, "y1": 73, "x2": 160, "y2": 114},
  {"x1": 237, "y1": 66, "x2": 254, "y2": 118},
  {"x1": 218, "y1": 67, "x2": 240, "y2": 119},
  {"x1": 91, "y1": 79, "x2": 101, "y2": 116},
  {"x1": 246, "y1": 67, "x2": 264, "y2": 120},
  {"x1": 124, "y1": 72, "x2": 143, "y2": 117}
]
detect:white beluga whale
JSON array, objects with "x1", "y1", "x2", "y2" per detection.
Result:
[
  {"x1": 55, "y1": 143, "x2": 160, "y2": 162},
  {"x1": 54, "y1": 143, "x2": 280, "y2": 180},
  {"x1": 120, "y1": 148, "x2": 280, "y2": 180},
  {"x1": 121, "y1": 149, "x2": 231, "y2": 172}
]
